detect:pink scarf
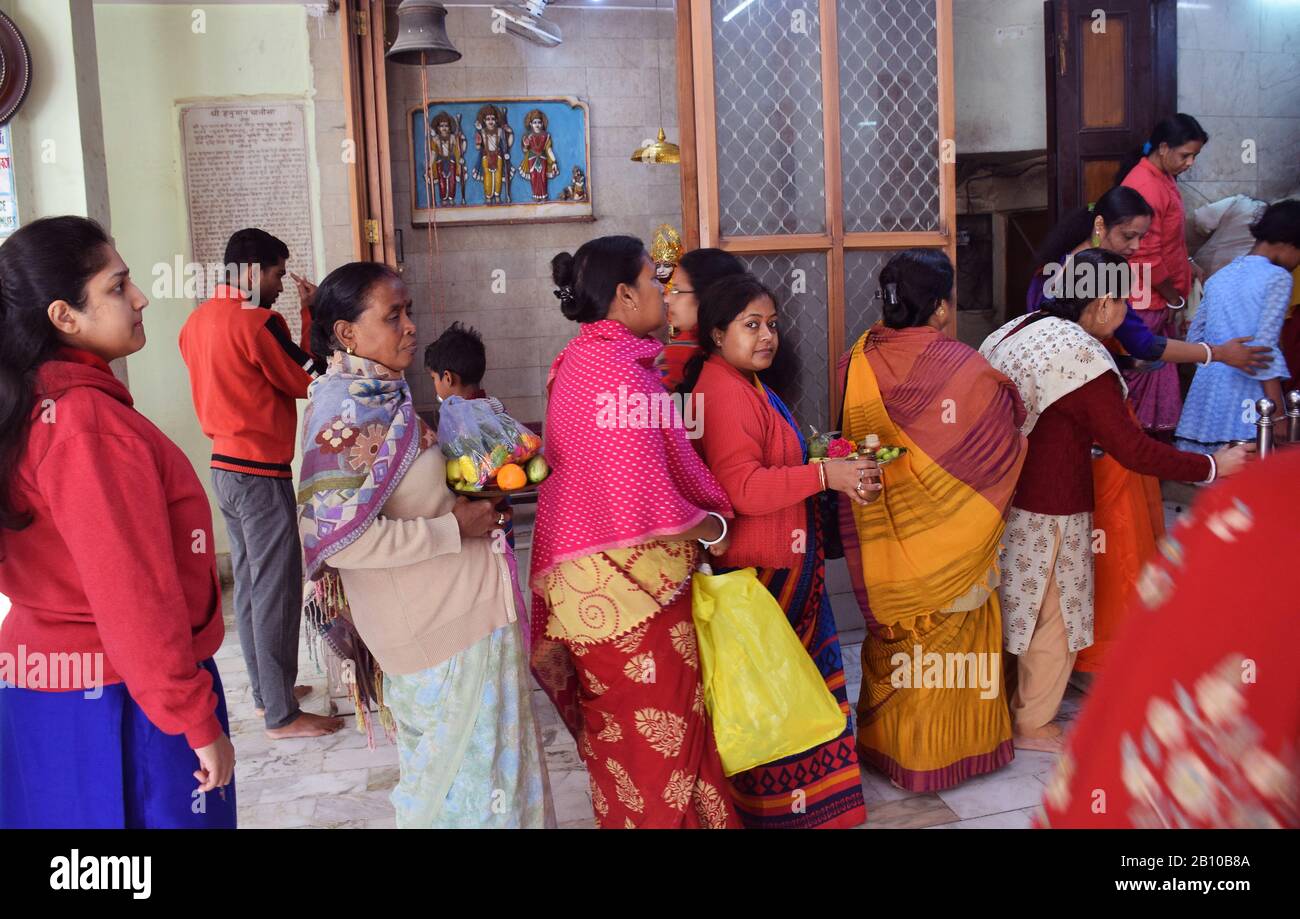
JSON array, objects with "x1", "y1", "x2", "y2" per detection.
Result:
[{"x1": 529, "y1": 319, "x2": 731, "y2": 734}]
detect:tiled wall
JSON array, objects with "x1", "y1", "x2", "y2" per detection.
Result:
[
  {"x1": 1176, "y1": 0, "x2": 1300, "y2": 208},
  {"x1": 385, "y1": 5, "x2": 682, "y2": 421}
]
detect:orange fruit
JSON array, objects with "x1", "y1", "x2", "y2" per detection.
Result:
[{"x1": 496, "y1": 463, "x2": 527, "y2": 491}]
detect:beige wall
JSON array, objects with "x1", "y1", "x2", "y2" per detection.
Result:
[
  {"x1": 385, "y1": 4, "x2": 682, "y2": 422},
  {"x1": 92, "y1": 2, "x2": 348, "y2": 551},
  {"x1": 953, "y1": 0, "x2": 1047, "y2": 155}
]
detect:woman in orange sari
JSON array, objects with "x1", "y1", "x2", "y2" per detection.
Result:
[{"x1": 837, "y1": 250, "x2": 1028, "y2": 791}]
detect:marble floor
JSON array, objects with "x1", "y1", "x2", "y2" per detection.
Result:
[
  {"x1": 228, "y1": 492, "x2": 1183, "y2": 829},
  {"x1": 224, "y1": 588, "x2": 1085, "y2": 831}
]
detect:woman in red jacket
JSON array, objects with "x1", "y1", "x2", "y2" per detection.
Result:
[
  {"x1": 0, "y1": 216, "x2": 235, "y2": 828},
  {"x1": 1117, "y1": 113, "x2": 1210, "y2": 434},
  {"x1": 685, "y1": 272, "x2": 875, "y2": 829}
]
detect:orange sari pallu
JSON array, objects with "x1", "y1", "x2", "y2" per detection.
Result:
[
  {"x1": 1077, "y1": 451, "x2": 1165, "y2": 673},
  {"x1": 837, "y1": 325, "x2": 1027, "y2": 792}
]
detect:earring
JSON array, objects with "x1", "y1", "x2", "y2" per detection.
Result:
[{"x1": 346, "y1": 345, "x2": 355, "y2": 355}]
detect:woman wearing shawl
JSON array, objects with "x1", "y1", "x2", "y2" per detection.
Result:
[
  {"x1": 686, "y1": 273, "x2": 872, "y2": 829},
  {"x1": 980, "y1": 249, "x2": 1250, "y2": 753},
  {"x1": 1038, "y1": 448, "x2": 1300, "y2": 829},
  {"x1": 298, "y1": 262, "x2": 550, "y2": 829},
  {"x1": 836, "y1": 250, "x2": 1027, "y2": 792},
  {"x1": 1028, "y1": 187, "x2": 1269, "y2": 678},
  {"x1": 531, "y1": 235, "x2": 740, "y2": 830}
]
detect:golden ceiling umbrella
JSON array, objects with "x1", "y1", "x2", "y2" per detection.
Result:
[
  {"x1": 630, "y1": 0, "x2": 679, "y2": 165},
  {"x1": 631, "y1": 127, "x2": 681, "y2": 165}
]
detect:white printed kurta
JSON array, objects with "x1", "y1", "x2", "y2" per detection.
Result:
[{"x1": 998, "y1": 507, "x2": 1095, "y2": 656}]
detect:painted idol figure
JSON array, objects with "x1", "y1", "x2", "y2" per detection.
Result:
[
  {"x1": 472, "y1": 104, "x2": 513, "y2": 204},
  {"x1": 519, "y1": 109, "x2": 559, "y2": 202}
]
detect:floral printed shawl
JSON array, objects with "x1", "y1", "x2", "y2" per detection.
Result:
[
  {"x1": 979, "y1": 312, "x2": 1126, "y2": 436},
  {"x1": 298, "y1": 351, "x2": 428, "y2": 578},
  {"x1": 296, "y1": 352, "x2": 431, "y2": 744}
]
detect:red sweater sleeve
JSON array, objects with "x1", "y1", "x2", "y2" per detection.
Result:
[
  {"x1": 1124, "y1": 170, "x2": 1172, "y2": 289},
  {"x1": 700, "y1": 396, "x2": 823, "y2": 516},
  {"x1": 1070, "y1": 374, "x2": 1212, "y2": 482},
  {"x1": 36, "y1": 432, "x2": 223, "y2": 749},
  {"x1": 299, "y1": 304, "x2": 313, "y2": 354},
  {"x1": 252, "y1": 311, "x2": 317, "y2": 399}
]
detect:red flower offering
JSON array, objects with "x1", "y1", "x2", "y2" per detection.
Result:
[{"x1": 826, "y1": 437, "x2": 855, "y2": 458}]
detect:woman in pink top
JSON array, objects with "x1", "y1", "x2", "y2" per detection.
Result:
[{"x1": 1118, "y1": 113, "x2": 1209, "y2": 434}]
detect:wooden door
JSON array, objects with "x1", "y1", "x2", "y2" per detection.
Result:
[
  {"x1": 680, "y1": 0, "x2": 956, "y2": 426},
  {"x1": 1045, "y1": 0, "x2": 1177, "y2": 221},
  {"x1": 340, "y1": 0, "x2": 396, "y2": 265}
]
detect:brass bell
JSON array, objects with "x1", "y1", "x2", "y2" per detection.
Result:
[{"x1": 387, "y1": 0, "x2": 461, "y2": 66}]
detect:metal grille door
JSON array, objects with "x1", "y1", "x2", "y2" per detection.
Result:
[{"x1": 684, "y1": 0, "x2": 956, "y2": 423}]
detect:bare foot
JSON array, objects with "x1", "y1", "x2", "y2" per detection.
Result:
[
  {"x1": 1014, "y1": 723, "x2": 1066, "y2": 754},
  {"x1": 255, "y1": 685, "x2": 314, "y2": 718},
  {"x1": 266, "y1": 711, "x2": 344, "y2": 739}
]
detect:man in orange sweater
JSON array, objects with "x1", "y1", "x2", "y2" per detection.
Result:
[{"x1": 180, "y1": 228, "x2": 341, "y2": 739}]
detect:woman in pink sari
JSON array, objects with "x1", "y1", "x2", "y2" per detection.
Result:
[
  {"x1": 1118, "y1": 113, "x2": 1210, "y2": 433},
  {"x1": 530, "y1": 235, "x2": 741, "y2": 829}
]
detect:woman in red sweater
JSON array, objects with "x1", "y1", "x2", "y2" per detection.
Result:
[
  {"x1": 980, "y1": 248, "x2": 1250, "y2": 753},
  {"x1": 1118, "y1": 113, "x2": 1210, "y2": 434},
  {"x1": 0, "y1": 217, "x2": 235, "y2": 828},
  {"x1": 686, "y1": 272, "x2": 875, "y2": 829}
]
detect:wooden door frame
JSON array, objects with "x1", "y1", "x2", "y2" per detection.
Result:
[
  {"x1": 340, "y1": 0, "x2": 397, "y2": 266},
  {"x1": 1044, "y1": 0, "x2": 1179, "y2": 221},
  {"x1": 679, "y1": 0, "x2": 957, "y2": 416}
]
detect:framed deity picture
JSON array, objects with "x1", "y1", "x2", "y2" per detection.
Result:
[{"x1": 408, "y1": 95, "x2": 594, "y2": 227}]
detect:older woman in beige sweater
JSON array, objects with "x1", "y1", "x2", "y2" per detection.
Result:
[{"x1": 297, "y1": 262, "x2": 551, "y2": 828}]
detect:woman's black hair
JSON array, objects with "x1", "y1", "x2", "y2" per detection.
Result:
[
  {"x1": 1250, "y1": 199, "x2": 1300, "y2": 248},
  {"x1": 1033, "y1": 185, "x2": 1155, "y2": 267},
  {"x1": 675, "y1": 248, "x2": 745, "y2": 296},
  {"x1": 877, "y1": 249, "x2": 955, "y2": 329},
  {"x1": 1115, "y1": 113, "x2": 1209, "y2": 185},
  {"x1": 309, "y1": 261, "x2": 402, "y2": 361},
  {"x1": 679, "y1": 273, "x2": 777, "y2": 395},
  {"x1": 550, "y1": 235, "x2": 648, "y2": 323},
  {"x1": 1038, "y1": 247, "x2": 1133, "y2": 323},
  {"x1": 0, "y1": 216, "x2": 114, "y2": 531}
]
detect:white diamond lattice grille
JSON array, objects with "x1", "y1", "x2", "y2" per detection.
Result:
[
  {"x1": 742, "y1": 252, "x2": 831, "y2": 431},
  {"x1": 838, "y1": 0, "x2": 941, "y2": 233},
  {"x1": 712, "y1": 0, "x2": 827, "y2": 237}
]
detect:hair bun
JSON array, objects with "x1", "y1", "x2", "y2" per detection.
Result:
[{"x1": 550, "y1": 251, "x2": 576, "y2": 288}]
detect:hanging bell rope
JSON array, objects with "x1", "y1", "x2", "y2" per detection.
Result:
[{"x1": 387, "y1": 0, "x2": 461, "y2": 338}]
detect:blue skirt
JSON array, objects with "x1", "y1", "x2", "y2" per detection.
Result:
[{"x1": 0, "y1": 658, "x2": 237, "y2": 829}]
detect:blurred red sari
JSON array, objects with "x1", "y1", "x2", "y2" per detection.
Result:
[{"x1": 1038, "y1": 450, "x2": 1300, "y2": 828}]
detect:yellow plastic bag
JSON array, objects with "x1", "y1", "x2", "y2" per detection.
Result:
[{"x1": 691, "y1": 565, "x2": 847, "y2": 776}]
